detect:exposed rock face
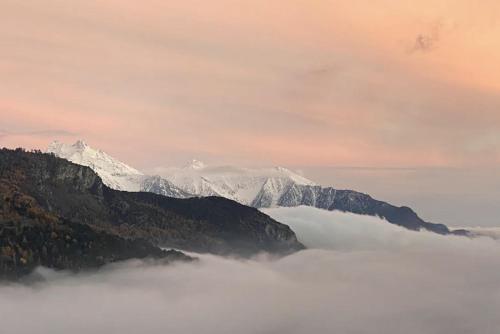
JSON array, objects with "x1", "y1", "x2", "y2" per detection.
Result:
[
  {"x1": 0, "y1": 149, "x2": 304, "y2": 260},
  {"x1": 273, "y1": 184, "x2": 451, "y2": 234},
  {"x1": 0, "y1": 162, "x2": 190, "y2": 280}
]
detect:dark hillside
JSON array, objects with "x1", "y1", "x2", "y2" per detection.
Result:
[{"x1": 0, "y1": 149, "x2": 304, "y2": 257}]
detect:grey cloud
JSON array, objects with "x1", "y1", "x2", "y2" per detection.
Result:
[
  {"x1": 1, "y1": 206, "x2": 500, "y2": 334},
  {"x1": 410, "y1": 21, "x2": 443, "y2": 53},
  {"x1": 413, "y1": 33, "x2": 438, "y2": 52}
]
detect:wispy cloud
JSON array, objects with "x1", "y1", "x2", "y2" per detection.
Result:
[
  {"x1": 0, "y1": 129, "x2": 77, "y2": 137},
  {"x1": 410, "y1": 21, "x2": 444, "y2": 53}
]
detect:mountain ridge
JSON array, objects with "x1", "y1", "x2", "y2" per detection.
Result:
[{"x1": 47, "y1": 140, "x2": 468, "y2": 236}]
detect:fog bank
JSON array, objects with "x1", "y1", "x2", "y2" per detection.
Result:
[{"x1": 1, "y1": 206, "x2": 500, "y2": 334}]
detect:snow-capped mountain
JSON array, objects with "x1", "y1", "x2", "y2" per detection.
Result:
[
  {"x1": 47, "y1": 140, "x2": 318, "y2": 206},
  {"x1": 47, "y1": 140, "x2": 189, "y2": 197},
  {"x1": 46, "y1": 140, "x2": 463, "y2": 235},
  {"x1": 153, "y1": 162, "x2": 316, "y2": 206},
  {"x1": 48, "y1": 140, "x2": 144, "y2": 191},
  {"x1": 150, "y1": 163, "x2": 456, "y2": 234}
]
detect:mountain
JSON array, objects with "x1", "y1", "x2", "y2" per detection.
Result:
[
  {"x1": 47, "y1": 140, "x2": 467, "y2": 235},
  {"x1": 47, "y1": 140, "x2": 189, "y2": 198},
  {"x1": 1, "y1": 148, "x2": 303, "y2": 258},
  {"x1": 155, "y1": 163, "x2": 315, "y2": 206},
  {"x1": 152, "y1": 160, "x2": 462, "y2": 235}
]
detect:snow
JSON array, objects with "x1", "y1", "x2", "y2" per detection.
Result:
[
  {"x1": 47, "y1": 140, "x2": 145, "y2": 191},
  {"x1": 183, "y1": 159, "x2": 206, "y2": 170},
  {"x1": 155, "y1": 163, "x2": 316, "y2": 205},
  {"x1": 47, "y1": 140, "x2": 317, "y2": 206}
]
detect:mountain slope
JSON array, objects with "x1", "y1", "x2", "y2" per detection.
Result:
[{"x1": 2, "y1": 148, "x2": 303, "y2": 256}]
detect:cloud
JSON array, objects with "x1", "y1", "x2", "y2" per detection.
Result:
[
  {"x1": 411, "y1": 25, "x2": 441, "y2": 52},
  {"x1": 413, "y1": 33, "x2": 438, "y2": 52},
  {"x1": 263, "y1": 206, "x2": 500, "y2": 252},
  {"x1": 0, "y1": 129, "x2": 77, "y2": 138},
  {"x1": 1, "y1": 206, "x2": 500, "y2": 333},
  {"x1": 0, "y1": 128, "x2": 78, "y2": 149},
  {"x1": 1, "y1": 1, "x2": 500, "y2": 168},
  {"x1": 466, "y1": 226, "x2": 500, "y2": 239},
  {"x1": 264, "y1": 206, "x2": 448, "y2": 250}
]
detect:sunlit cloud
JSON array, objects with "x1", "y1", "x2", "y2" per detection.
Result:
[{"x1": 1, "y1": 0, "x2": 499, "y2": 168}]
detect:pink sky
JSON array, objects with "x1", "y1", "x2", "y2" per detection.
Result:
[{"x1": 1, "y1": 0, "x2": 500, "y2": 169}]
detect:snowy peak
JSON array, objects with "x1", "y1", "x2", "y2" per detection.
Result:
[
  {"x1": 183, "y1": 159, "x2": 206, "y2": 170},
  {"x1": 156, "y1": 164, "x2": 316, "y2": 205},
  {"x1": 73, "y1": 139, "x2": 88, "y2": 150},
  {"x1": 48, "y1": 139, "x2": 89, "y2": 155},
  {"x1": 47, "y1": 139, "x2": 142, "y2": 176},
  {"x1": 47, "y1": 140, "x2": 144, "y2": 191},
  {"x1": 46, "y1": 140, "x2": 63, "y2": 152},
  {"x1": 270, "y1": 166, "x2": 314, "y2": 186},
  {"x1": 46, "y1": 140, "x2": 316, "y2": 206},
  {"x1": 47, "y1": 140, "x2": 191, "y2": 197}
]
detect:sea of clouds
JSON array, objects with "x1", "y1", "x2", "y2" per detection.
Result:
[{"x1": 1, "y1": 206, "x2": 500, "y2": 334}]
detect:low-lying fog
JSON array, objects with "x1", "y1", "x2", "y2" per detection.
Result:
[{"x1": 2, "y1": 206, "x2": 500, "y2": 334}]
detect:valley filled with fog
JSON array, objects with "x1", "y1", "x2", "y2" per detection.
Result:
[{"x1": 1, "y1": 206, "x2": 499, "y2": 334}]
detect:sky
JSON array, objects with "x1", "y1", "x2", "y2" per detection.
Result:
[
  {"x1": 1, "y1": 1, "x2": 499, "y2": 225},
  {"x1": 2, "y1": 206, "x2": 500, "y2": 333}
]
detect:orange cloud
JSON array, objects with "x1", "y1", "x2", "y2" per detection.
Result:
[{"x1": 1, "y1": 0, "x2": 499, "y2": 168}]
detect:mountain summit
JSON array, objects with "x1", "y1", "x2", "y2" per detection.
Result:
[
  {"x1": 183, "y1": 159, "x2": 206, "y2": 170},
  {"x1": 47, "y1": 140, "x2": 189, "y2": 197},
  {"x1": 47, "y1": 140, "x2": 143, "y2": 191}
]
